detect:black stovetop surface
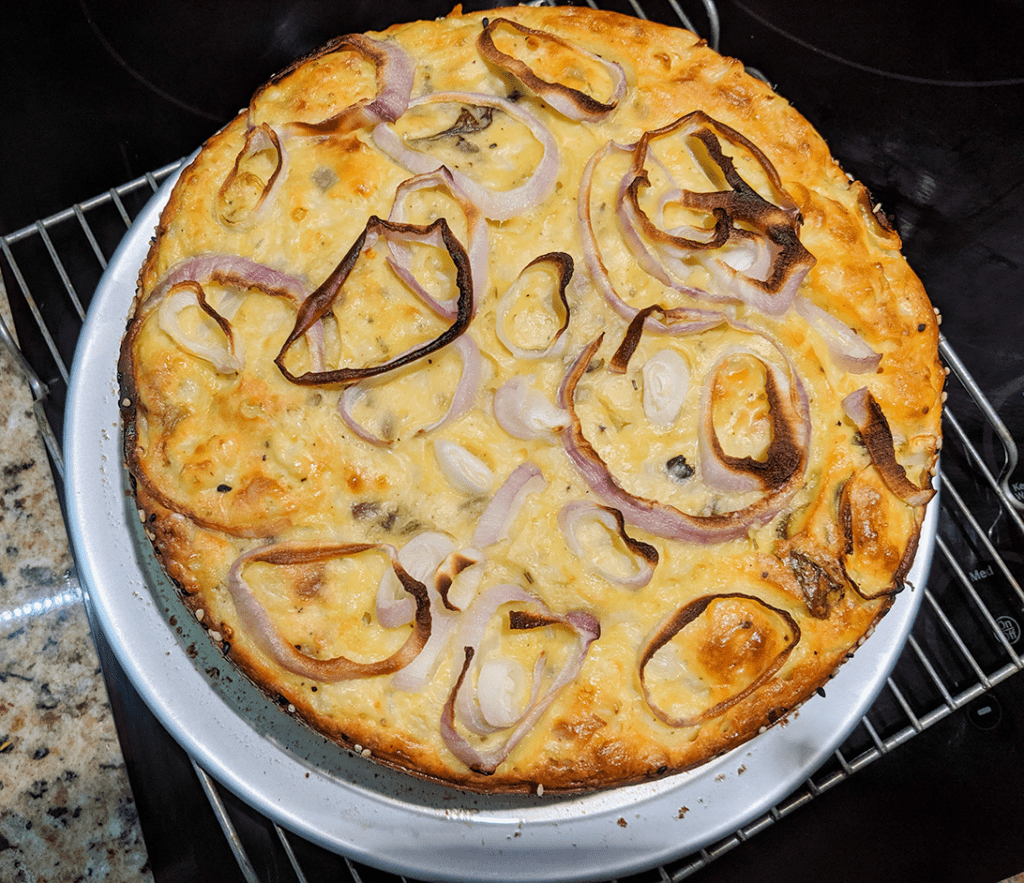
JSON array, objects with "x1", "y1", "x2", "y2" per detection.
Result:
[{"x1": 2, "y1": 2, "x2": 1023, "y2": 881}]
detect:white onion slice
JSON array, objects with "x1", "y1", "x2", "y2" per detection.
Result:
[
  {"x1": 476, "y1": 657, "x2": 531, "y2": 729},
  {"x1": 472, "y1": 462, "x2": 547, "y2": 548},
  {"x1": 434, "y1": 439, "x2": 494, "y2": 494},
  {"x1": 492, "y1": 374, "x2": 569, "y2": 442},
  {"x1": 642, "y1": 349, "x2": 690, "y2": 430},
  {"x1": 373, "y1": 90, "x2": 559, "y2": 221},
  {"x1": 386, "y1": 167, "x2": 489, "y2": 318}
]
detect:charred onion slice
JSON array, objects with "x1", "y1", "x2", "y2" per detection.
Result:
[
  {"x1": 631, "y1": 112, "x2": 816, "y2": 315},
  {"x1": 139, "y1": 254, "x2": 325, "y2": 368},
  {"x1": 263, "y1": 35, "x2": 414, "y2": 137},
  {"x1": 698, "y1": 348, "x2": 806, "y2": 495},
  {"x1": 495, "y1": 252, "x2": 573, "y2": 360},
  {"x1": 608, "y1": 303, "x2": 724, "y2": 373},
  {"x1": 558, "y1": 336, "x2": 808, "y2": 543},
  {"x1": 557, "y1": 501, "x2": 658, "y2": 589},
  {"x1": 638, "y1": 592, "x2": 800, "y2": 728},
  {"x1": 477, "y1": 18, "x2": 626, "y2": 122},
  {"x1": 375, "y1": 531, "x2": 453, "y2": 628},
  {"x1": 778, "y1": 536, "x2": 850, "y2": 618},
  {"x1": 217, "y1": 123, "x2": 287, "y2": 227},
  {"x1": 275, "y1": 216, "x2": 473, "y2": 387},
  {"x1": 372, "y1": 90, "x2": 559, "y2": 221},
  {"x1": 579, "y1": 142, "x2": 729, "y2": 329},
  {"x1": 841, "y1": 387, "x2": 936, "y2": 507},
  {"x1": 441, "y1": 583, "x2": 600, "y2": 773},
  {"x1": 387, "y1": 533, "x2": 472, "y2": 693},
  {"x1": 227, "y1": 541, "x2": 430, "y2": 681},
  {"x1": 386, "y1": 167, "x2": 489, "y2": 318},
  {"x1": 157, "y1": 280, "x2": 243, "y2": 373},
  {"x1": 434, "y1": 546, "x2": 487, "y2": 612},
  {"x1": 617, "y1": 160, "x2": 737, "y2": 306},
  {"x1": 376, "y1": 536, "x2": 486, "y2": 691},
  {"x1": 337, "y1": 336, "x2": 481, "y2": 447},
  {"x1": 839, "y1": 469, "x2": 922, "y2": 600}
]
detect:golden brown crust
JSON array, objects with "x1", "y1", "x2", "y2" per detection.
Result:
[{"x1": 119, "y1": 6, "x2": 942, "y2": 793}]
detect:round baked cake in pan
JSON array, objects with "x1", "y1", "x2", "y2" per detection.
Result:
[{"x1": 118, "y1": 5, "x2": 943, "y2": 793}]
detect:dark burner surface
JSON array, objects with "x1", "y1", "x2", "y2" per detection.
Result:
[{"x1": 732, "y1": 0, "x2": 1024, "y2": 84}]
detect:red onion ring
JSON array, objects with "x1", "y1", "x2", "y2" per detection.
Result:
[
  {"x1": 477, "y1": 18, "x2": 626, "y2": 122},
  {"x1": 386, "y1": 167, "x2": 489, "y2": 318},
  {"x1": 492, "y1": 374, "x2": 570, "y2": 442},
  {"x1": 226, "y1": 541, "x2": 430, "y2": 681},
  {"x1": 472, "y1": 462, "x2": 547, "y2": 548},
  {"x1": 557, "y1": 335, "x2": 809, "y2": 543},
  {"x1": 794, "y1": 295, "x2": 882, "y2": 374},
  {"x1": 841, "y1": 387, "x2": 935, "y2": 507},
  {"x1": 157, "y1": 281, "x2": 244, "y2": 374},
  {"x1": 141, "y1": 254, "x2": 326, "y2": 371},
  {"x1": 217, "y1": 123, "x2": 288, "y2": 227},
  {"x1": 637, "y1": 113, "x2": 815, "y2": 315},
  {"x1": 337, "y1": 336, "x2": 481, "y2": 447},
  {"x1": 141, "y1": 254, "x2": 310, "y2": 313},
  {"x1": 372, "y1": 90, "x2": 559, "y2": 221},
  {"x1": 385, "y1": 533, "x2": 466, "y2": 693},
  {"x1": 578, "y1": 142, "x2": 727, "y2": 333},
  {"x1": 697, "y1": 347, "x2": 807, "y2": 495},
  {"x1": 616, "y1": 158, "x2": 737, "y2": 306},
  {"x1": 637, "y1": 592, "x2": 800, "y2": 727},
  {"x1": 441, "y1": 583, "x2": 600, "y2": 773},
  {"x1": 557, "y1": 501, "x2": 658, "y2": 589},
  {"x1": 375, "y1": 532, "x2": 455, "y2": 628},
  {"x1": 276, "y1": 216, "x2": 473, "y2": 387},
  {"x1": 260, "y1": 35, "x2": 414, "y2": 138},
  {"x1": 495, "y1": 252, "x2": 573, "y2": 360},
  {"x1": 450, "y1": 583, "x2": 538, "y2": 737}
]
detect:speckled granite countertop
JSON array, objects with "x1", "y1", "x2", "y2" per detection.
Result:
[{"x1": 0, "y1": 283, "x2": 152, "y2": 881}]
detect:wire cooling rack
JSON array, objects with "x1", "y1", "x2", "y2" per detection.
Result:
[{"x1": 2, "y1": 1, "x2": 1022, "y2": 880}]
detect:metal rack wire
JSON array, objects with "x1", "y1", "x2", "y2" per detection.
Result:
[{"x1": 1, "y1": 2, "x2": 1022, "y2": 881}]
